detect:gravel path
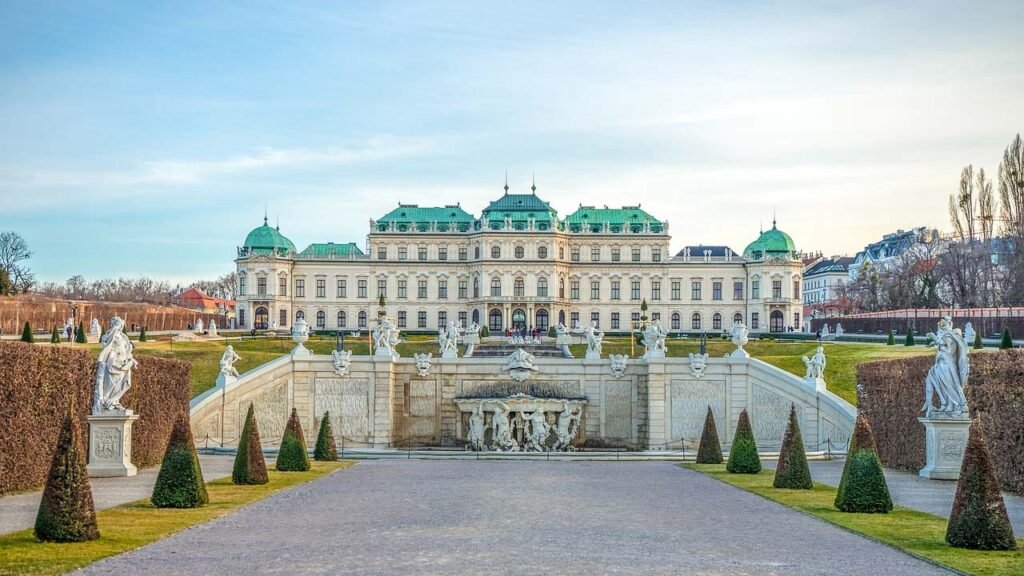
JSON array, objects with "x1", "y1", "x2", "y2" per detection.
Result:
[{"x1": 76, "y1": 461, "x2": 950, "y2": 575}]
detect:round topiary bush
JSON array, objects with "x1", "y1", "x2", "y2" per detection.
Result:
[
  {"x1": 34, "y1": 411, "x2": 99, "y2": 542},
  {"x1": 946, "y1": 419, "x2": 1017, "y2": 550},
  {"x1": 773, "y1": 405, "x2": 812, "y2": 489},
  {"x1": 151, "y1": 414, "x2": 208, "y2": 508},
  {"x1": 695, "y1": 406, "x2": 723, "y2": 464},
  {"x1": 726, "y1": 409, "x2": 761, "y2": 474},
  {"x1": 313, "y1": 412, "x2": 338, "y2": 462},
  {"x1": 232, "y1": 404, "x2": 269, "y2": 485},
  {"x1": 276, "y1": 408, "x2": 311, "y2": 472},
  {"x1": 834, "y1": 415, "x2": 892, "y2": 513}
]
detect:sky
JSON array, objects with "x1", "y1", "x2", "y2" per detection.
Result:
[{"x1": 1, "y1": 1, "x2": 1023, "y2": 284}]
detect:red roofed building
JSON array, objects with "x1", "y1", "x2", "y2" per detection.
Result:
[{"x1": 173, "y1": 288, "x2": 236, "y2": 316}]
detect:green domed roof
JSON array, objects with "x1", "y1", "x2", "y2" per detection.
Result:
[
  {"x1": 743, "y1": 221, "x2": 797, "y2": 260},
  {"x1": 243, "y1": 218, "x2": 296, "y2": 255}
]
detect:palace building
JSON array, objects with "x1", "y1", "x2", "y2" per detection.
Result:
[{"x1": 234, "y1": 187, "x2": 804, "y2": 335}]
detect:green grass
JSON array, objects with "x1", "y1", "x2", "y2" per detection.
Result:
[
  {"x1": 0, "y1": 461, "x2": 351, "y2": 576},
  {"x1": 688, "y1": 464, "x2": 1024, "y2": 576}
]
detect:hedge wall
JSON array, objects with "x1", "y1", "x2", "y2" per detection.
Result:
[
  {"x1": 0, "y1": 342, "x2": 190, "y2": 495},
  {"x1": 857, "y1": 349, "x2": 1024, "y2": 495}
]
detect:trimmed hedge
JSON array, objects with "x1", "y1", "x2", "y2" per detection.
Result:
[
  {"x1": 773, "y1": 404, "x2": 812, "y2": 489},
  {"x1": 946, "y1": 419, "x2": 1016, "y2": 550},
  {"x1": 276, "y1": 408, "x2": 311, "y2": 472},
  {"x1": 0, "y1": 342, "x2": 191, "y2": 495},
  {"x1": 151, "y1": 414, "x2": 208, "y2": 508},
  {"x1": 835, "y1": 415, "x2": 892, "y2": 513},
  {"x1": 726, "y1": 409, "x2": 761, "y2": 474},
  {"x1": 233, "y1": 404, "x2": 269, "y2": 485},
  {"x1": 695, "y1": 406, "x2": 723, "y2": 464},
  {"x1": 858, "y1": 349, "x2": 1024, "y2": 495},
  {"x1": 34, "y1": 410, "x2": 99, "y2": 542},
  {"x1": 314, "y1": 412, "x2": 338, "y2": 461},
  {"x1": 974, "y1": 329, "x2": 983, "y2": 350}
]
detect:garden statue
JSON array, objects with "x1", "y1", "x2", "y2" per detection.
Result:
[
  {"x1": 642, "y1": 320, "x2": 669, "y2": 359},
  {"x1": 578, "y1": 320, "x2": 604, "y2": 359},
  {"x1": 555, "y1": 322, "x2": 574, "y2": 358},
  {"x1": 922, "y1": 316, "x2": 970, "y2": 418},
  {"x1": 466, "y1": 402, "x2": 486, "y2": 451},
  {"x1": 372, "y1": 317, "x2": 400, "y2": 358},
  {"x1": 802, "y1": 346, "x2": 826, "y2": 381},
  {"x1": 208, "y1": 319, "x2": 218, "y2": 337},
  {"x1": 414, "y1": 352, "x2": 432, "y2": 377},
  {"x1": 490, "y1": 401, "x2": 518, "y2": 451},
  {"x1": 93, "y1": 316, "x2": 137, "y2": 413},
  {"x1": 609, "y1": 354, "x2": 628, "y2": 378},
  {"x1": 90, "y1": 318, "x2": 101, "y2": 338},
  {"x1": 502, "y1": 348, "x2": 538, "y2": 382},
  {"x1": 963, "y1": 322, "x2": 976, "y2": 346},
  {"x1": 332, "y1": 349, "x2": 352, "y2": 376},
  {"x1": 730, "y1": 321, "x2": 750, "y2": 358},
  {"x1": 464, "y1": 321, "x2": 481, "y2": 356},
  {"x1": 835, "y1": 323, "x2": 844, "y2": 336},
  {"x1": 439, "y1": 320, "x2": 460, "y2": 358},
  {"x1": 520, "y1": 407, "x2": 550, "y2": 451},
  {"x1": 553, "y1": 401, "x2": 582, "y2": 451},
  {"x1": 688, "y1": 352, "x2": 709, "y2": 379},
  {"x1": 195, "y1": 318, "x2": 204, "y2": 334},
  {"x1": 219, "y1": 345, "x2": 241, "y2": 378}
]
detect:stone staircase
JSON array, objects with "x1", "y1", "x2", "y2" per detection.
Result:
[{"x1": 470, "y1": 344, "x2": 570, "y2": 358}]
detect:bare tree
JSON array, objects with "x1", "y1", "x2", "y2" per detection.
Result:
[
  {"x1": 0, "y1": 231, "x2": 34, "y2": 293},
  {"x1": 942, "y1": 166, "x2": 996, "y2": 306},
  {"x1": 998, "y1": 134, "x2": 1024, "y2": 304}
]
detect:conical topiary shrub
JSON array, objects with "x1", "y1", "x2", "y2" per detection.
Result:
[
  {"x1": 835, "y1": 414, "x2": 892, "y2": 513},
  {"x1": 151, "y1": 413, "x2": 208, "y2": 508},
  {"x1": 886, "y1": 329, "x2": 895, "y2": 346},
  {"x1": 726, "y1": 409, "x2": 761, "y2": 474},
  {"x1": 999, "y1": 328, "x2": 1013, "y2": 350},
  {"x1": 904, "y1": 330, "x2": 915, "y2": 346},
  {"x1": 773, "y1": 405, "x2": 812, "y2": 489},
  {"x1": 313, "y1": 412, "x2": 338, "y2": 461},
  {"x1": 34, "y1": 410, "x2": 99, "y2": 542},
  {"x1": 21, "y1": 321, "x2": 34, "y2": 343},
  {"x1": 946, "y1": 419, "x2": 1017, "y2": 550},
  {"x1": 276, "y1": 408, "x2": 311, "y2": 471},
  {"x1": 50, "y1": 326, "x2": 61, "y2": 344},
  {"x1": 695, "y1": 406, "x2": 723, "y2": 464},
  {"x1": 232, "y1": 404, "x2": 268, "y2": 485},
  {"x1": 75, "y1": 322, "x2": 87, "y2": 344},
  {"x1": 139, "y1": 327, "x2": 147, "y2": 342},
  {"x1": 973, "y1": 329, "x2": 983, "y2": 350}
]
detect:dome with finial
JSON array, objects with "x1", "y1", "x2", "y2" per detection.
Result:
[
  {"x1": 243, "y1": 216, "x2": 297, "y2": 255},
  {"x1": 743, "y1": 219, "x2": 797, "y2": 260}
]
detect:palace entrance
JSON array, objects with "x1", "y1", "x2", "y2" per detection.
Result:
[
  {"x1": 770, "y1": 310, "x2": 785, "y2": 332},
  {"x1": 511, "y1": 308, "x2": 527, "y2": 330},
  {"x1": 254, "y1": 306, "x2": 269, "y2": 330}
]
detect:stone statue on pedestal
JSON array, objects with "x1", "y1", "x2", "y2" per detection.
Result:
[
  {"x1": 923, "y1": 316, "x2": 970, "y2": 418},
  {"x1": 577, "y1": 321, "x2": 604, "y2": 359},
  {"x1": 642, "y1": 320, "x2": 669, "y2": 359},
  {"x1": 208, "y1": 319, "x2": 218, "y2": 337},
  {"x1": 219, "y1": 345, "x2": 241, "y2": 379},
  {"x1": 89, "y1": 316, "x2": 140, "y2": 478},
  {"x1": 372, "y1": 318, "x2": 400, "y2": 359},
  {"x1": 730, "y1": 321, "x2": 749, "y2": 358},
  {"x1": 520, "y1": 408, "x2": 550, "y2": 452},
  {"x1": 802, "y1": 346, "x2": 826, "y2": 381},
  {"x1": 553, "y1": 401, "x2": 582, "y2": 451},
  {"x1": 466, "y1": 402, "x2": 486, "y2": 451},
  {"x1": 90, "y1": 318, "x2": 101, "y2": 338},
  {"x1": 195, "y1": 318, "x2": 204, "y2": 334},
  {"x1": 93, "y1": 316, "x2": 137, "y2": 413},
  {"x1": 439, "y1": 320, "x2": 460, "y2": 358}
]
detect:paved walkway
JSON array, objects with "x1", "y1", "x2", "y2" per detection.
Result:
[
  {"x1": 0, "y1": 455, "x2": 235, "y2": 536},
  {"x1": 75, "y1": 461, "x2": 949, "y2": 575}
]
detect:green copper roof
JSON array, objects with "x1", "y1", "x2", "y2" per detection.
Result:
[
  {"x1": 376, "y1": 204, "x2": 474, "y2": 232},
  {"x1": 743, "y1": 221, "x2": 798, "y2": 260},
  {"x1": 564, "y1": 205, "x2": 664, "y2": 233},
  {"x1": 481, "y1": 192, "x2": 558, "y2": 231},
  {"x1": 297, "y1": 242, "x2": 364, "y2": 258},
  {"x1": 243, "y1": 219, "x2": 297, "y2": 254}
]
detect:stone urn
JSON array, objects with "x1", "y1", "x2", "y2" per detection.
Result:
[{"x1": 292, "y1": 317, "x2": 311, "y2": 356}]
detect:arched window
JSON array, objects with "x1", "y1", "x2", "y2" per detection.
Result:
[
  {"x1": 491, "y1": 246, "x2": 501, "y2": 258},
  {"x1": 489, "y1": 308, "x2": 503, "y2": 332},
  {"x1": 358, "y1": 311, "x2": 367, "y2": 328},
  {"x1": 536, "y1": 309, "x2": 549, "y2": 331},
  {"x1": 296, "y1": 310, "x2": 305, "y2": 321},
  {"x1": 473, "y1": 277, "x2": 480, "y2": 298},
  {"x1": 338, "y1": 311, "x2": 347, "y2": 328},
  {"x1": 490, "y1": 277, "x2": 502, "y2": 297},
  {"x1": 514, "y1": 277, "x2": 525, "y2": 297},
  {"x1": 537, "y1": 277, "x2": 548, "y2": 297},
  {"x1": 671, "y1": 312, "x2": 680, "y2": 330},
  {"x1": 733, "y1": 312, "x2": 743, "y2": 326},
  {"x1": 474, "y1": 246, "x2": 481, "y2": 259},
  {"x1": 691, "y1": 312, "x2": 701, "y2": 330},
  {"x1": 316, "y1": 310, "x2": 326, "y2": 329},
  {"x1": 538, "y1": 246, "x2": 548, "y2": 259},
  {"x1": 515, "y1": 246, "x2": 524, "y2": 258},
  {"x1": 770, "y1": 310, "x2": 785, "y2": 332},
  {"x1": 713, "y1": 312, "x2": 722, "y2": 330},
  {"x1": 559, "y1": 278, "x2": 565, "y2": 299},
  {"x1": 559, "y1": 246, "x2": 565, "y2": 259},
  {"x1": 472, "y1": 309, "x2": 480, "y2": 324}
]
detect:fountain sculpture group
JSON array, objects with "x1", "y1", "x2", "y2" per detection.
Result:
[{"x1": 461, "y1": 399, "x2": 585, "y2": 452}]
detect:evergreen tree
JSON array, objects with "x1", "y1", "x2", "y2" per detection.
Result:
[
  {"x1": 276, "y1": 408, "x2": 311, "y2": 471},
  {"x1": 34, "y1": 410, "x2": 99, "y2": 542},
  {"x1": 695, "y1": 406, "x2": 723, "y2": 464},
  {"x1": 139, "y1": 327, "x2": 148, "y2": 342},
  {"x1": 151, "y1": 414, "x2": 209, "y2": 508},
  {"x1": 773, "y1": 405, "x2": 813, "y2": 489},
  {"x1": 973, "y1": 329, "x2": 983, "y2": 350},
  {"x1": 480, "y1": 325, "x2": 489, "y2": 337},
  {"x1": 20, "y1": 321, "x2": 33, "y2": 343},
  {"x1": 835, "y1": 415, "x2": 892, "y2": 513},
  {"x1": 726, "y1": 409, "x2": 761, "y2": 474},
  {"x1": 904, "y1": 329, "x2": 915, "y2": 346},
  {"x1": 50, "y1": 326, "x2": 61, "y2": 344},
  {"x1": 886, "y1": 329, "x2": 895, "y2": 346},
  {"x1": 75, "y1": 321, "x2": 87, "y2": 344},
  {"x1": 946, "y1": 419, "x2": 1016, "y2": 550},
  {"x1": 232, "y1": 404, "x2": 268, "y2": 485},
  {"x1": 999, "y1": 328, "x2": 1013, "y2": 349},
  {"x1": 313, "y1": 412, "x2": 338, "y2": 461}
]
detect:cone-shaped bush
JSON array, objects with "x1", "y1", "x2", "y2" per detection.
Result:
[
  {"x1": 151, "y1": 414, "x2": 208, "y2": 508},
  {"x1": 139, "y1": 327, "x2": 148, "y2": 342},
  {"x1": 695, "y1": 406, "x2": 723, "y2": 464},
  {"x1": 835, "y1": 414, "x2": 892, "y2": 513},
  {"x1": 34, "y1": 411, "x2": 99, "y2": 542},
  {"x1": 50, "y1": 326, "x2": 61, "y2": 344},
  {"x1": 313, "y1": 412, "x2": 338, "y2": 461},
  {"x1": 232, "y1": 404, "x2": 268, "y2": 485},
  {"x1": 75, "y1": 322, "x2": 87, "y2": 344},
  {"x1": 973, "y1": 329, "x2": 983, "y2": 350},
  {"x1": 886, "y1": 329, "x2": 895, "y2": 346},
  {"x1": 773, "y1": 405, "x2": 812, "y2": 489},
  {"x1": 21, "y1": 321, "x2": 34, "y2": 343},
  {"x1": 904, "y1": 330, "x2": 915, "y2": 346},
  {"x1": 277, "y1": 408, "x2": 311, "y2": 471},
  {"x1": 946, "y1": 419, "x2": 1017, "y2": 550},
  {"x1": 999, "y1": 328, "x2": 1013, "y2": 349},
  {"x1": 726, "y1": 409, "x2": 761, "y2": 474}
]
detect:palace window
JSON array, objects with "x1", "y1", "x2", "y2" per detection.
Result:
[
  {"x1": 358, "y1": 311, "x2": 367, "y2": 328},
  {"x1": 418, "y1": 247, "x2": 427, "y2": 261},
  {"x1": 691, "y1": 281, "x2": 701, "y2": 300},
  {"x1": 398, "y1": 280, "x2": 407, "y2": 299},
  {"x1": 652, "y1": 312, "x2": 660, "y2": 322},
  {"x1": 475, "y1": 246, "x2": 481, "y2": 259},
  {"x1": 652, "y1": 249, "x2": 661, "y2": 262},
  {"x1": 239, "y1": 274, "x2": 246, "y2": 296},
  {"x1": 491, "y1": 246, "x2": 501, "y2": 259},
  {"x1": 559, "y1": 278, "x2": 565, "y2": 299},
  {"x1": 734, "y1": 312, "x2": 743, "y2": 325},
  {"x1": 398, "y1": 311, "x2": 407, "y2": 328},
  {"x1": 591, "y1": 311, "x2": 600, "y2": 328},
  {"x1": 632, "y1": 248, "x2": 641, "y2": 262},
  {"x1": 473, "y1": 277, "x2": 480, "y2": 298},
  {"x1": 570, "y1": 312, "x2": 579, "y2": 328},
  {"x1": 612, "y1": 248, "x2": 621, "y2": 262},
  {"x1": 611, "y1": 312, "x2": 620, "y2": 330},
  {"x1": 514, "y1": 277, "x2": 525, "y2": 297},
  {"x1": 611, "y1": 281, "x2": 620, "y2": 300},
  {"x1": 357, "y1": 279, "x2": 367, "y2": 298},
  {"x1": 734, "y1": 281, "x2": 743, "y2": 300},
  {"x1": 418, "y1": 311, "x2": 427, "y2": 328},
  {"x1": 489, "y1": 309, "x2": 503, "y2": 332},
  {"x1": 712, "y1": 281, "x2": 722, "y2": 300},
  {"x1": 439, "y1": 247, "x2": 448, "y2": 261},
  {"x1": 691, "y1": 313, "x2": 702, "y2": 330},
  {"x1": 559, "y1": 247, "x2": 565, "y2": 260},
  {"x1": 398, "y1": 247, "x2": 407, "y2": 260},
  {"x1": 751, "y1": 312, "x2": 759, "y2": 330},
  {"x1": 459, "y1": 247, "x2": 468, "y2": 261},
  {"x1": 438, "y1": 280, "x2": 448, "y2": 299},
  {"x1": 713, "y1": 313, "x2": 722, "y2": 331},
  {"x1": 377, "y1": 247, "x2": 387, "y2": 260},
  {"x1": 671, "y1": 312, "x2": 680, "y2": 330},
  {"x1": 631, "y1": 281, "x2": 641, "y2": 301},
  {"x1": 458, "y1": 280, "x2": 467, "y2": 299},
  {"x1": 591, "y1": 280, "x2": 600, "y2": 300},
  {"x1": 671, "y1": 281, "x2": 681, "y2": 300},
  {"x1": 338, "y1": 311, "x2": 346, "y2": 328},
  {"x1": 280, "y1": 309, "x2": 287, "y2": 328},
  {"x1": 793, "y1": 280, "x2": 800, "y2": 299},
  {"x1": 538, "y1": 246, "x2": 548, "y2": 259},
  {"x1": 317, "y1": 279, "x2": 326, "y2": 298},
  {"x1": 537, "y1": 277, "x2": 548, "y2": 297},
  {"x1": 752, "y1": 280, "x2": 760, "y2": 299},
  {"x1": 377, "y1": 279, "x2": 386, "y2": 298},
  {"x1": 591, "y1": 247, "x2": 600, "y2": 262},
  {"x1": 571, "y1": 247, "x2": 580, "y2": 262},
  {"x1": 279, "y1": 276, "x2": 287, "y2": 296},
  {"x1": 458, "y1": 311, "x2": 467, "y2": 326},
  {"x1": 257, "y1": 277, "x2": 267, "y2": 296},
  {"x1": 337, "y1": 279, "x2": 346, "y2": 298},
  {"x1": 515, "y1": 246, "x2": 525, "y2": 259},
  {"x1": 632, "y1": 311, "x2": 641, "y2": 326},
  {"x1": 316, "y1": 311, "x2": 326, "y2": 329},
  {"x1": 238, "y1": 308, "x2": 246, "y2": 326},
  {"x1": 296, "y1": 310, "x2": 305, "y2": 320},
  {"x1": 570, "y1": 281, "x2": 580, "y2": 300},
  {"x1": 651, "y1": 281, "x2": 661, "y2": 301},
  {"x1": 295, "y1": 279, "x2": 305, "y2": 298},
  {"x1": 418, "y1": 280, "x2": 428, "y2": 299},
  {"x1": 438, "y1": 310, "x2": 447, "y2": 328},
  {"x1": 794, "y1": 312, "x2": 801, "y2": 328},
  {"x1": 773, "y1": 280, "x2": 782, "y2": 299},
  {"x1": 491, "y1": 277, "x2": 502, "y2": 297}
]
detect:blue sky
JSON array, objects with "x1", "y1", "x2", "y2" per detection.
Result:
[{"x1": 1, "y1": 1, "x2": 1023, "y2": 283}]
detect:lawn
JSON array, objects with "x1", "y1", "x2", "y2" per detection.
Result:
[
  {"x1": 0, "y1": 461, "x2": 351, "y2": 576},
  {"x1": 688, "y1": 464, "x2": 1024, "y2": 576}
]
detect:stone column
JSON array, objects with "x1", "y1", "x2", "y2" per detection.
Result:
[
  {"x1": 918, "y1": 417, "x2": 970, "y2": 480},
  {"x1": 87, "y1": 411, "x2": 140, "y2": 477}
]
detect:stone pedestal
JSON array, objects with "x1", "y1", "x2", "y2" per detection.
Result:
[
  {"x1": 805, "y1": 377, "x2": 826, "y2": 391},
  {"x1": 644, "y1": 348, "x2": 666, "y2": 360},
  {"x1": 918, "y1": 416, "x2": 970, "y2": 480},
  {"x1": 216, "y1": 373, "x2": 237, "y2": 388},
  {"x1": 730, "y1": 348, "x2": 750, "y2": 359},
  {"x1": 88, "y1": 410, "x2": 139, "y2": 478},
  {"x1": 585, "y1": 349, "x2": 601, "y2": 360},
  {"x1": 442, "y1": 348, "x2": 458, "y2": 359}
]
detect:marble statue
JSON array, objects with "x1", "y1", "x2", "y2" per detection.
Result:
[
  {"x1": 208, "y1": 319, "x2": 218, "y2": 337},
  {"x1": 820, "y1": 323, "x2": 829, "y2": 336},
  {"x1": 922, "y1": 316, "x2": 970, "y2": 418},
  {"x1": 642, "y1": 320, "x2": 669, "y2": 359},
  {"x1": 331, "y1": 349, "x2": 353, "y2": 376},
  {"x1": 835, "y1": 323, "x2": 844, "y2": 336},
  {"x1": 609, "y1": 354, "x2": 628, "y2": 378},
  {"x1": 466, "y1": 402, "x2": 487, "y2": 451},
  {"x1": 520, "y1": 408, "x2": 551, "y2": 451},
  {"x1": 439, "y1": 320, "x2": 460, "y2": 358},
  {"x1": 93, "y1": 316, "x2": 138, "y2": 413},
  {"x1": 195, "y1": 318, "x2": 204, "y2": 334},
  {"x1": 688, "y1": 352, "x2": 709, "y2": 379},
  {"x1": 219, "y1": 345, "x2": 241, "y2": 378},
  {"x1": 464, "y1": 322, "x2": 481, "y2": 357},
  {"x1": 90, "y1": 318, "x2": 101, "y2": 338},
  {"x1": 502, "y1": 348, "x2": 538, "y2": 383},
  {"x1": 372, "y1": 318, "x2": 401, "y2": 358},
  {"x1": 414, "y1": 352, "x2": 432, "y2": 377},
  {"x1": 577, "y1": 320, "x2": 604, "y2": 359},
  {"x1": 730, "y1": 321, "x2": 750, "y2": 358},
  {"x1": 802, "y1": 346, "x2": 826, "y2": 381},
  {"x1": 555, "y1": 322, "x2": 574, "y2": 358},
  {"x1": 963, "y1": 322, "x2": 976, "y2": 346},
  {"x1": 490, "y1": 401, "x2": 518, "y2": 451},
  {"x1": 291, "y1": 317, "x2": 311, "y2": 356},
  {"x1": 553, "y1": 401, "x2": 582, "y2": 451}
]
